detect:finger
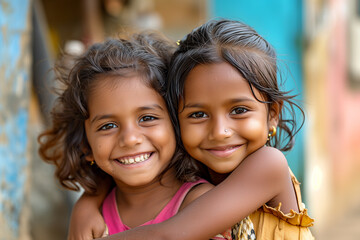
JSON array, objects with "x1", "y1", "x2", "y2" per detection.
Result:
[{"x1": 92, "y1": 223, "x2": 108, "y2": 238}]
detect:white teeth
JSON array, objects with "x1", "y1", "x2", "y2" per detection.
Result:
[{"x1": 117, "y1": 153, "x2": 150, "y2": 165}]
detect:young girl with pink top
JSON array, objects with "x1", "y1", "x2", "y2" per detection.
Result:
[
  {"x1": 38, "y1": 32, "x2": 235, "y2": 239},
  {"x1": 69, "y1": 19, "x2": 314, "y2": 240}
]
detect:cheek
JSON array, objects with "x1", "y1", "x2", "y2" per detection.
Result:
[
  {"x1": 240, "y1": 119, "x2": 268, "y2": 140},
  {"x1": 180, "y1": 127, "x2": 192, "y2": 147},
  {"x1": 154, "y1": 124, "x2": 177, "y2": 154},
  {"x1": 179, "y1": 122, "x2": 202, "y2": 149},
  {"x1": 94, "y1": 140, "x2": 110, "y2": 155},
  {"x1": 90, "y1": 141, "x2": 108, "y2": 161}
]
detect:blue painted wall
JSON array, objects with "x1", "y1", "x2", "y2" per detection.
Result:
[
  {"x1": 0, "y1": 0, "x2": 31, "y2": 238},
  {"x1": 208, "y1": 0, "x2": 305, "y2": 182}
]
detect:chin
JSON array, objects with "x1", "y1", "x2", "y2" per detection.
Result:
[
  {"x1": 210, "y1": 164, "x2": 237, "y2": 174},
  {"x1": 124, "y1": 176, "x2": 156, "y2": 187}
]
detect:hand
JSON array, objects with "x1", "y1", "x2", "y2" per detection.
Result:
[
  {"x1": 68, "y1": 207, "x2": 106, "y2": 240},
  {"x1": 67, "y1": 194, "x2": 107, "y2": 240}
]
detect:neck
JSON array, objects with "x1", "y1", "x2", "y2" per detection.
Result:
[
  {"x1": 114, "y1": 167, "x2": 182, "y2": 228},
  {"x1": 208, "y1": 168, "x2": 230, "y2": 185}
]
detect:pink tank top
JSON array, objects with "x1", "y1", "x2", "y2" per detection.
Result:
[{"x1": 102, "y1": 179, "x2": 208, "y2": 235}]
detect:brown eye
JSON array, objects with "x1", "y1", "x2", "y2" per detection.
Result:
[
  {"x1": 189, "y1": 111, "x2": 208, "y2": 118},
  {"x1": 230, "y1": 107, "x2": 248, "y2": 115},
  {"x1": 99, "y1": 123, "x2": 117, "y2": 131},
  {"x1": 140, "y1": 115, "x2": 157, "y2": 122}
]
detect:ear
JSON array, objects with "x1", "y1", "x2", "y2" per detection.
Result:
[
  {"x1": 268, "y1": 101, "x2": 282, "y2": 129},
  {"x1": 81, "y1": 144, "x2": 94, "y2": 163},
  {"x1": 84, "y1": 151, "x2": 95, "y2": 163}
]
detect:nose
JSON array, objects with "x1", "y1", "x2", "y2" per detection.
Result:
[
  {"x1": 208, "y1": 116, "x2": 232, "y2": 141},
  {"x1": 118, "y1": 124, "x2": 143, "y2": 147}
]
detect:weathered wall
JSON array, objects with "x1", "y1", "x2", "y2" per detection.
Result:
[
  {"x1": 304, "y1": 0, "x2": 360, "y2": 234},
  {"x1": 0, "y1": 0, "x2": 32, "y2": 239}
]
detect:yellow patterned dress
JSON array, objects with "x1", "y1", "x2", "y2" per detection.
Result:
[
  {"x1": 249, "y1": 168, "x2": 314, "y2": 239},
  {"x1": 212, "y1": 216, "x2": 256, "y2": 240}
]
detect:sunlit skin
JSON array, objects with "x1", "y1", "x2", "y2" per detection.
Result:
[
  {"x1": 85, "y1": 74, "x2": 177, "y2": 189},
  {"x1": 179, "y1": 62, "x2": 279, "y2": 182}
]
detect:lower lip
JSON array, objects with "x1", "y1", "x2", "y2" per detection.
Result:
[{"x1": 206, "y1": 146, "x2": 241, "y2": 158}]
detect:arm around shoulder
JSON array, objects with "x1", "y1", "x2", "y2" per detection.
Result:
[
  {"x1": 95, "y1": 147, "x2": 291, "y2": 240},
  {"x1": 180, "y1": 182, "x2": 214, "y2": 211}
]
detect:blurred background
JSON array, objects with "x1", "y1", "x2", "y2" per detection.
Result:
[{"x1": 1, "y1": 0, "x2": 360, "y2": 239}]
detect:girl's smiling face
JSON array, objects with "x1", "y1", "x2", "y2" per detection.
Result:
[
  {"x1": 85, "y1": 74, "x2": 176, "y2": 187},
  {"x1": 178, "y1": 62, "x2": 278, "y2": 174}
]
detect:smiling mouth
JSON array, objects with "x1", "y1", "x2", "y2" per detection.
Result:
[
  {"x1": 205, "y1": 145, "x2": 242, "y2": 158},
  {"x1": 116, "y1": 153, "x2": 151, "y2": 165}
]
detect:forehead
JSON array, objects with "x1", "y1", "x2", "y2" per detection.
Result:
[
  {"x1": 90, "y1": 70, "x2": 143, "y2": 89},
  {"x1": 87, "y1": 74, "x2": 165, "y2": 110},
  {"x1": 183, "y1": 62, "x2": 265, "y2": 103},
  {"x1": 185, "y1": 62, "x2": 244, "y2": 87}
]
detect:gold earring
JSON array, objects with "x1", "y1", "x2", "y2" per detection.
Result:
[
  {"x1": 90, "y1": 160, "x2": 95, "y2": 166},
  {"x1": 267, "y1": 126, "x2": 276, "y2": 140},
  {"x1": 270, "y1": 126, "x2": 277, "y2": 137}
]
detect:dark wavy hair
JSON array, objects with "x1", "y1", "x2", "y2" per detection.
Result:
[
  {"x1": 167, "y1": 19, "x2": 304, "y2": 153},
  {"x1": 38, "y1": 32, "x2": 199, "y2": 194}
]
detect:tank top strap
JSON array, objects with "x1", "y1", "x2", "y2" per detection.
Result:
[
  {"x1": 153, "y1": 178, "x2": 208, "y2": 223},
  {"x1": 102, "y1": 187, "x2": 128, "y2": 234}
]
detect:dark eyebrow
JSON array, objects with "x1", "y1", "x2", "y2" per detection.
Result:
[
  {"x1": 183, "y1": 103, "x2": 204, "y2": 109},
  {"x1": 183, "y1": 97, "x2": 256, "y2": 109},
  {"x1": 229, "y1": 97, "x2": 256, "y2": 104},
  {"x1": 90, "y1": 104, "x2": 165, "y2": 124},
  {"x1": 90, "y1": 114, "x2": 115, "y2": 124},
  {"x1": 138, "y1": 104, "x2": 165, "y2": 111}
]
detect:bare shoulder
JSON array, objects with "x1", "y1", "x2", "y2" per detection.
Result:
[
  {"x1": 250, "y1": 146, "x2": 289, "y2": 183},
  {"x1": 225, "y1": 146, "x2": 290, "y2": 207},
  {"x1": 179, "y1": 181, "x2": 214, "y2": 211},
  {"x1": 243, "y1": 146, "x2": 289, "y2": 175},
  {"x1": 248, "y1": 146, "x2": 287, "y2": 163},
  {"x1": 241, "y1": 147, "x2": 297, "y2": 211}
]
